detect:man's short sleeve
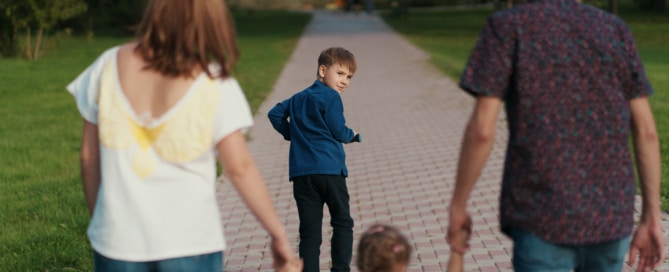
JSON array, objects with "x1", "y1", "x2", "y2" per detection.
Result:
[
  {"x1": 619, "y1": 23, "x2": 654, "y2": 99},
  {"x1": 212, "y1": 78, "x2": 254, "y2": 144},
  {"x1": 459, "y1": 15, "x2": 516, "y2": 98}
]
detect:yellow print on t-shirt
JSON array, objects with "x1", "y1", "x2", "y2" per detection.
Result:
[{"x1": 97, "y1": 61, "x2": 219, "y2": 179}]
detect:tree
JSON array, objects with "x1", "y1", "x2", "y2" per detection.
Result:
[
  {"x1": 609, "y1": 0, "x2": 618, "y2": 14},
  {"x1": 24, "y1": 0, "x2": 87, "y2": 60},
  {"x1": 0, "y1": 8, "x2": 16, "y2": 56},
  {"x1": 0, "y1": 0, "x2": 87, "y2": 59},
  {"x1": 0, "y1": 1, "x2": 31, "y2": 57},
  {"x1": 635, "y1": 0, "x2": 667, "y2": 12},
  {"x1": 84, "y1": 0, "x2": 146, "y2": 35}
]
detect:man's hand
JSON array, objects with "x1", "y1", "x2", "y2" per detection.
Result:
[
  {"x1": 628, "y1": 219, "x2": 664, "y2": 272},
  {"x1": 448, "y1": 207, "x2": 473, "y2": 254},
  {"x1": 627, "y1": 97, "x2": 664, "y2": 272}
]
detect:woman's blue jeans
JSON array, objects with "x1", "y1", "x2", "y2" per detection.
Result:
[{"x1": 94, "y1": 251, "x2": 223, "y2": 272}]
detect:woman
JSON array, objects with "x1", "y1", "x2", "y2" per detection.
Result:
[{"x1": 66, "y1": 0, "x2": 300, "y2": 271}]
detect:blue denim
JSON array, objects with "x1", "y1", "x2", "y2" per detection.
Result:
[
  {"x1": 510, "y1": 228, "x2": 630, "y2": 272},
  {"x1": 94, "y1": 251, "x2": 222, "y2": 272}
]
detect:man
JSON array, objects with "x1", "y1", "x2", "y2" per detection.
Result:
[{"x1": 447, "y1": 0, "x2": 664, "y2": 271}]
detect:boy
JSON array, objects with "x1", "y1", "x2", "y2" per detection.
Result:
[{"x1": 268, "y1": 47, "x2": 361, "y2": 272}]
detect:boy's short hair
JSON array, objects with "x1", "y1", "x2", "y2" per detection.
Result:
[{"x1": 318, "y1": 47, "x2": 357, "y2": 74}]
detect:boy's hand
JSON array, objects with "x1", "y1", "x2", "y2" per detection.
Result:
[{"x1": 349, "y1": 133, "x2": 361, "y2": 143}]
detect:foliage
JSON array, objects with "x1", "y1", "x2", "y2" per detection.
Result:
[
  {"x1": 0, "y1": 9, "x2": 17, "y2": 56},
  {"x1": 24, "y1": 0, "x2": 87, "y2": 60},
  {"x1": 81, "y1": 0, "x2": 147, "y2": 35},
  {"x1": 0, "y1": 0, "x2": 87, "y2": 60},
  {"x1": 28, "y1": 0, "x2": 87, "y2": 33},
  {"x1": 634, "y1": 0, "x2": 666, "y2": 11},
  {"x1": 0, "y1": 0, "x2": 32, "y2": 57},
  {"x1": 0, "y1": 0, "x2": 149, "y2": 58},
  {"x1": 390, "y1": 0, "x2": 411, "y2": 17}
]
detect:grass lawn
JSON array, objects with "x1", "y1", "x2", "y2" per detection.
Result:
[
  {"x1": 382, "y1": 3, "x2": 669, "y2": 209},
  {"x1": 0, "y1": 10, "x2": 310, "y2": 271}
]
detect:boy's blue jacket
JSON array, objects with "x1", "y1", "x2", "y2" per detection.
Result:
[{"x1": 268, "y1": 80, "x2": 355, "y2": 180}]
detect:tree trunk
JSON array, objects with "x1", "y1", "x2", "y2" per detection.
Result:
[
  {"x1": 609, "y1": 0, "x2": 618, "y2": 14},
  {"x1": 25, "y1": 27, "x2": 32, "y2": 60},
  {"x1": 34, "y1": 28, "x2": 43, "y2": 60}
]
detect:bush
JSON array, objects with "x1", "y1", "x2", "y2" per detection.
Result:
[
  {"x1": 0, "y1": 16, "x2": 17, "y2": 57},
  {"x1": 80, "y1": 0, "x2": 147, "y2": 35},
  {"x1": 633, "y1": 0, "x2": 667, "y2": 11},
  {"x1": 635, "y1": 0, "x2": 654, "y2": 9}
]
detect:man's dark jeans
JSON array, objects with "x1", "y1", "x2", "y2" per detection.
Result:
[{"x1": 293, "y1": 174, "x2": 354, "y2": 272}]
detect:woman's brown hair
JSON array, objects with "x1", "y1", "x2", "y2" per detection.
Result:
[{"x1": 134, "y1": 0, "x2": 239, "y2": 78}]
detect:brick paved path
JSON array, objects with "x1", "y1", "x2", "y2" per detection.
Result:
[{"x1": 217, "y1": 10, "x2": 669, "y2": 272}]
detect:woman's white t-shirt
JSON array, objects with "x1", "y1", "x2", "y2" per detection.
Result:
[{"x1": 67, "y1": 47, "x2": 253, "y2": 261}]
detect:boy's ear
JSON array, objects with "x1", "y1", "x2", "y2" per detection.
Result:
[{"x1": 318, "y1": 65, "x2": 327, "y2": 78}]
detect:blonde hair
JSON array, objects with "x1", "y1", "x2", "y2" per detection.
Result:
[
  {"x1": 317, "y1": 47, "x2": 357, "y2": 76},
  {"x1": 357, "y1": 224, "x2": 412, "y2": 272},
  {"x1": 134, "y1": 0, "x2": 239, "y2": 78}
]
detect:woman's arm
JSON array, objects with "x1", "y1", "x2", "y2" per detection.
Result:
[
  {"x1": 81, "y1": 120, "x2": 101, "y2": 217},
  {"x1": 216, "y1": 130, "x2": 300, "y2": 271}
]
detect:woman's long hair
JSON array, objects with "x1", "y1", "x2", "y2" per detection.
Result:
[{"x1": 134, "y1": 0, "x2": 239, "y2": 78}]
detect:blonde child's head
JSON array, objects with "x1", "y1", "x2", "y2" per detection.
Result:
[{"x1": 357, "y1": 224, "x2": 412, "y2": 272}]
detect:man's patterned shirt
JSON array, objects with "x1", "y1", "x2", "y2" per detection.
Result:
[{"x1": 459, "y1": 0, "x2": 654, "y2": 244}]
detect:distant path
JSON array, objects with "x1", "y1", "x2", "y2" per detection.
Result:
[{"x1": 217, "y1": 10, "x2": 669, "y2": 272}]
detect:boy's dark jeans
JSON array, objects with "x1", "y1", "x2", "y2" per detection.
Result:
[{"x1": 293, "y1": 174, "x2": 354, "y2": 272}]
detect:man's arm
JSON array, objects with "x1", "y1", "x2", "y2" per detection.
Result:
[
  {"x1": 268, "y1": 102, "x2": 291, "y2": 140},
  {"x1": 448, "y1": 96, "x2": 502, "y2": 253},
  {"x1": 626, "y1": 97, "x2": 664, "y2": 271},
  {"x1": 81, "y1": 120, "x2": 101, "y2": 217}
]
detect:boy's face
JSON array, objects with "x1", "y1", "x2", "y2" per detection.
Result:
[{"x1": 318, "y1": 63, "x2": 354, "y2": 93}]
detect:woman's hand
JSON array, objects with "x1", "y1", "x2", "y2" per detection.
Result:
[{"x1": 271, "y1": 237, "x2": 302, "y2": 272}]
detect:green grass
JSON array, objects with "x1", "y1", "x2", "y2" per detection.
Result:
[
  {"x1": 0, "y1": 10, "x2": 310, "y2": 271},
  {"x1": 383, "y1": 4, "x2": 669, "y2": 209},
  {"x1": 233, "y1": 10, "x2": 312, "y2": 112},
  {"x1": 383, "y1": 8, "x2": 489, "y2": 79}
]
